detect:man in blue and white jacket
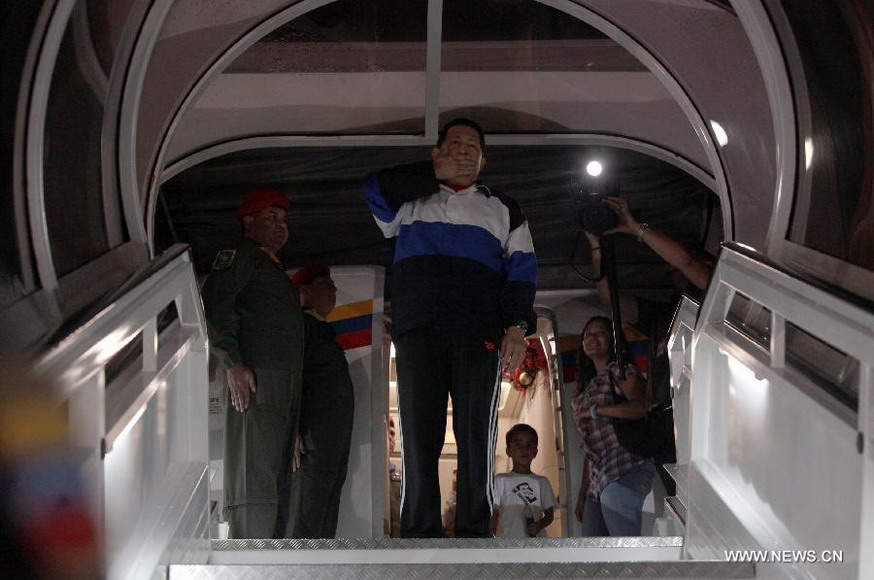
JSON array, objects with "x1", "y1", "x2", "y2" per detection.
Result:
[{"x1": 364, "y1": 118, "x2": 538, "y2": 538}]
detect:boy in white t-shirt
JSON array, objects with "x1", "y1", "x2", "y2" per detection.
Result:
[{"x1": 490, "y1": 423, "x2": 557, "y2": 538}]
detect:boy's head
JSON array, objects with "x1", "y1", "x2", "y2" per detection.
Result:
[{"x1": 505, "y1": 423, "x2": 539, "y2": 471}]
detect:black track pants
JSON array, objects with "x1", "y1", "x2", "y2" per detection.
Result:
[{"x1": 394, "y1": 329, "x2": 501, "y2": 538}]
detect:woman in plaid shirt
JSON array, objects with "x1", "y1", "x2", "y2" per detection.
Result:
[{"x1": 572, "y1": 316, "x2": 655, "y2": 536}]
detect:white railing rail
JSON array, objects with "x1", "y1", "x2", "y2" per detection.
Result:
[
  {"x1": 662, "y1": 293, "x2": 701, "y2": 525},
  {"x1": 36, "y1": 244, "x2": 211, "y2": 580},
  {"x1": 668, "y1": 294, "x2": 700, "y2": 471}
]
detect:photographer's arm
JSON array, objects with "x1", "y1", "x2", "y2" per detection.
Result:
[
  {"x1": 585, "y1": 231, "x2": 640, "y2": 325},
  {"x1": 639, "y1": 227, "x2": 711, "y2": 291},
  {"x1": 603, "y1": 197, "x2": 712, "y2": 291}
]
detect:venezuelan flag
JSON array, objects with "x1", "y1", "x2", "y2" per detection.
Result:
[
  {"x1": 326, "y1": 299, "x2": 373, "y2": 351},
  {"x1": 623, "y1": 326, "x2": 651, "y2": 374}
]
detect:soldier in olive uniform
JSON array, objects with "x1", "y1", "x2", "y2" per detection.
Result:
[
  {"x1": 201, "y1": 188, "x2": 305, "y2": 539},
  {"x1": 288, "y1": 265, "x2": 355, "y2": 538}
]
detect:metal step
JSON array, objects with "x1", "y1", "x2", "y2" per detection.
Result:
[{"x1": 166, "y1": 538, "x2": 755, "y2": 579}]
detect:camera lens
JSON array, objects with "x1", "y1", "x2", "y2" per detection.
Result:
[{"x1": 570, "y1": 176, "x2": 620, "y2": 234}]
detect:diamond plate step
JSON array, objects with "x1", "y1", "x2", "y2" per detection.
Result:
[
  {"x1": 170, "y1": 561, "x2": 755, "y2": 579},
  {"x1": 167, "y1": 538, "x2": 755, "y2": 578},
  {"x1": 211, "y1": 537, "x2": 686, "y2": 564}
]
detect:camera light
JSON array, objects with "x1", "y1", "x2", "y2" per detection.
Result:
[{"x1": 585, "y1": 160, "x2": 603, "y2": 177}]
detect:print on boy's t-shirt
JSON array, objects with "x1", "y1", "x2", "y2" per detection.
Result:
[{"x1": 493, "y1": 472, "x2": 556, "y2": 538}]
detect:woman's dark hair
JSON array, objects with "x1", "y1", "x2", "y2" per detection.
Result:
[{"x1": 576, "y1": 315, "x2": 631, "y2": 393}]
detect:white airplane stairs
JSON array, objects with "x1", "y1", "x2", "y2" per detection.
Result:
[{"x1": 37, "y1": 243, "x2": 872, "y2": 579}]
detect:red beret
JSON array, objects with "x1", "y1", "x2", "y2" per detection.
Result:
[
  {"x1": 291, "y1": 265, "x2": 331, "y2": 288},
  {"x1": 236, "y1": 188, "x2": 290, "y2": 219}
]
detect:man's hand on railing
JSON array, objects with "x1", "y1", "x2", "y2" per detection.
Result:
[{"x1": 227, "y1": 363, "x2": 256, "y2": 411}]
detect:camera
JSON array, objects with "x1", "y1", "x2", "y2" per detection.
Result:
[{"x1": 569, "y1": 176, "x2": 620, "y2": 235}]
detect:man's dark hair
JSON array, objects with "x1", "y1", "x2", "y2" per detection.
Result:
[
  {"x1": 506, "y1": 423, "x2": 538, "y2": 446},
  {"x1": 437, "y1": 117, "x2": 486, "y2": 150}
]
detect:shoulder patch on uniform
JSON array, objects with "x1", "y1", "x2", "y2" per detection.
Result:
[{"x1": 212, "y1": 249, "x2": 236, "y2": 270}]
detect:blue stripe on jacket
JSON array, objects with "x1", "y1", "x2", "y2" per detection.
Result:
[
  {"x1": 505, "y1": 251, "x2": 538, "y2": 284},
  {"x1": 394, "y1": 221, "x2": 505, "y2": 274}
]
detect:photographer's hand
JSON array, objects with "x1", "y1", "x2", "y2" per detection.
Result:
[{"x1": 602, "y1": 196, "x2": 640, "y2": 235}]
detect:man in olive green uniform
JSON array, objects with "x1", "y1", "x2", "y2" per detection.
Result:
[
  {"x1": 201, "y1": 188, "x2": 304, "y2": 539},
  {"x1": 289, "y1": 265, "x2": 354, "y2": 538}
]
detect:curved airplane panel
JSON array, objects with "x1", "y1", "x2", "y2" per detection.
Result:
[{"x1": 575, "y1": 0, "x2": 776, "y2": 247}]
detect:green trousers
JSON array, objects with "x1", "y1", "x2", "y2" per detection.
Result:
[{"x1": 223, "y1": 368, "x2": 300, "y2": 539}]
